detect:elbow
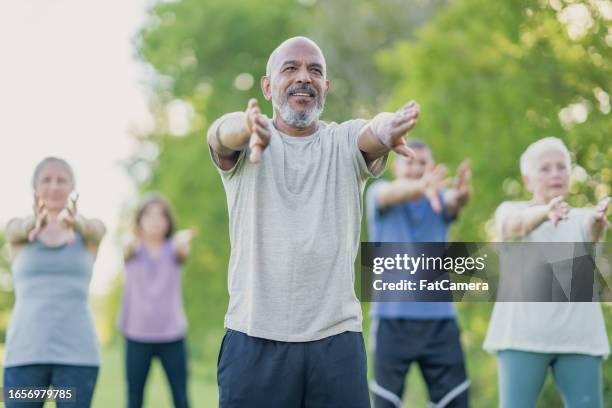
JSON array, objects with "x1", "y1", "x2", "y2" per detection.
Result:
[
  {"x1": 5, "y1": 218, "x2": 25, "y2": 245},
  {"x1": 503, "y1": 222, "x2": 526, "y2": 240}
]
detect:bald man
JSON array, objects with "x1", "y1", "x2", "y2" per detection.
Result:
[{"x1": 207, "y1": 36, "x2": 420, "y2": 408}]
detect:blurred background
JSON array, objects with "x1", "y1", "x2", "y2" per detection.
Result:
[{"x1": 0, "y1": 0, "x2": 610, "y2": 406}]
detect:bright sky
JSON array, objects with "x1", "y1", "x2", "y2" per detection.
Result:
[{"x1": 0, "y1": 0, "x2": 153, "y2": 294}]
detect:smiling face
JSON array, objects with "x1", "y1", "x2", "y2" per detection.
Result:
[
  {"x1": 262, "y1": 37, "x2": 330, "y2": 130},
  {"x1": 34, "y1": 160, "x2": 74, "y2": 212},
  {"x1": 523, "y1": 150, "x2": 570, "y2": 203}
]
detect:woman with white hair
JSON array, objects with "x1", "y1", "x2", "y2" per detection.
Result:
[
  {"x1": 483, "y1": 137, "x2": 610, "y2": 408},
  {"x1": 3, "y1": 157, "x2": 106, "y2": 408}
]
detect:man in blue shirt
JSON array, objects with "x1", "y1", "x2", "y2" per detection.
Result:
[{"x1": 367, "y1": 140, "x2": 472, "y2": 408}]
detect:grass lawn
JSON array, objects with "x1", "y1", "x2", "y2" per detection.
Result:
[{"x1": 93, "y1": 344, "x2": 218, "y2": 408}]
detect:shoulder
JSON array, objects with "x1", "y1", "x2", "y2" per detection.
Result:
[
  {"x1": 322, "y1": 119, "x2": 368, "y2": 137},
  {"x1": 495, "y1": 201, "x2": 528, "y2": 217}
]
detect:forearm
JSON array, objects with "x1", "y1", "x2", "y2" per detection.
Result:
[
  {"x1": 358, "y1": 112, "x2": 395, "y2": 162},
  {"x1": 502, "y1": 205, "x2": 549, "y2": 239},
  {"x1": 207, "y1": 112, "x2": 251, "y2": 156},
  {"x1": 585, "y1": 217, "x2": 608, "y2": 242},
  {"x1": 377, "y1": 178, "x2": 426, "y2": 209},
  {"x1": 444, "y1": 189, "x2": 471, "y2": 217},
  {"x1": 5, "y1": 216, "x2": 35, "y2": 245}
]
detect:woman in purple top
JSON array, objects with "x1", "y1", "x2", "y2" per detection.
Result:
[{"x1": 119, "y1": 193, "x2": 195, "y2": 408}]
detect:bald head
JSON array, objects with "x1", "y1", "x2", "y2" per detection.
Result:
[
  {"x1": 261, "y1": 36, "x2": 330, "y2": 131},
  {"x1": 266, "y1": 36, "x2": 327, "y2": 78}
]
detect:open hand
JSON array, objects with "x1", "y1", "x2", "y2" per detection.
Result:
[
  {"x1": 379, "y1": 100, "x2": 420, "y2": 159},
  {"x1": 174, "y1": 227, "x2": 197, "y2": 248},
  {"x1": 454, "y1": 159, "x2": 472, "y2": 201},
  {"x1": 592, "y1": 197, "x2": 610, "y2": 228},
  {"x1": 547, "y1": 195, "x2": 570, "y2": 226},
  {"x1": 245, "y1": 98, "x2": 271, "y2": 164},
  {"x1": 422, "y1": 164, "x2": 450, "y2": 214},
  {"x1": 28, "y1": 193, "x2": 48, "y2": 242}
]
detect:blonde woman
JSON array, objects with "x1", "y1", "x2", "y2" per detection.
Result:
[{"x1": 3, "y1": 157, "x2": 106, "y2": 408}]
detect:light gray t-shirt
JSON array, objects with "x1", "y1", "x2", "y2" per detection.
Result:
[
  {"x1": 210, "y1": 117, "x2": 386, "y2": 342},
  {"x1": 483, "y1": 202, "x2": 610, "y2": 357}
]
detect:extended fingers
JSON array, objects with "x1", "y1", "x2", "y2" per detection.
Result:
[
  {"x1": 247, "y1": 98, "x2": 259, "y2": 111},
  {"x1": 393, "y1": 143, "x2": 416, "y2": 160},
  {"x1": 249, "y1": 132, "x2": 267, "y2": 164},
  {"x1": 549, "y1": 195, "x2": 565, "y2": 209},
  {"x1": 253, "y1": 116, "x2": 271, "y2": 139},
  {"x1": 36, "y1": 198, "x2": 46, "y2": 215},
  {"x1": 596, "y1": 197, "x2": 610, "y2": 212},
  {"x1": 390, "y1": 118, "x2": 418, "y2": 138},
  {"x1": 71, "y1": 193, "x2": 79, "y2": 214},
  {"x1": 394, "y1": 107, "x2": 419, "y2": 126},
  {"x1": 426, "y1": 189, "x2": 442, "y2": 214}
]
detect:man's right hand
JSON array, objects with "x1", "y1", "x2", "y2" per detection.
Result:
[{"x1": 245, "y1": 98, "x2": 271, "y2": 164}]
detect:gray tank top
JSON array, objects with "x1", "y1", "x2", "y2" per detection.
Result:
[{"x1": 4, "y1": 234, "x2": 100, "y2": 367}]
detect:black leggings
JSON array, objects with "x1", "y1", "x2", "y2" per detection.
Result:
[{"x1": 125, "y1": 337, "x2": 189, "y2": 408}]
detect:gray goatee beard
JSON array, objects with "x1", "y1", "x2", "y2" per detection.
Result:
[{"x1": 273, "y1": 94, "x2": 325, "y2": 130}]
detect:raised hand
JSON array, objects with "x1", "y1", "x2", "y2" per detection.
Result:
[
  {"x1": 28, "y1": 193, "x2": 48, "y2": 242},
  {"x1": 454, "y1": 159, "x2": 472, "y2": 200},
  {"x1": 58, "y1": 193, "x2": 78, "y2": 245},
  {"x1": 174, "y1": 228, "x2": 197, "y2": 247},
  {"x1": 173, "y1": 227, "x2": 198, "y2": 261},
  {"x1": 422, "y1": 164, "x2": 450, "y2": 214},
  {"x1": 592, "y1": 197, "x2": 610, "y2": 228},
  {"x1": 378, "y1": 100, "x2": 420, "y2": 159},
  {"x1": 547, "y1": 195, "x2": 570, "y2": 226},
  {"x1": 245, "y1": 98, "x2": 271, "y2": 164}
]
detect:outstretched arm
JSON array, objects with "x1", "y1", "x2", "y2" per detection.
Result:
[
  {"x1": 500, "y1": 196, "x2": 569, "y2": 240},
  {"x1": 6, "y1": 216, "x2": 36, "y2": 246},
  {"x1": 207, "y1": 99, "x2": 271, "y2": 170},
  {"x1": 584, "y1": 197, "x2": 610, "y2": 242},
  {"x1": 376, "y1": 164, "x2": 449, "y2": 211},
  {"x1": 6, "y1": 193, "x2": 47, "y2": 246},
  {"x1": 358, "y1": 101, "x2": 420, "y2": 165}
]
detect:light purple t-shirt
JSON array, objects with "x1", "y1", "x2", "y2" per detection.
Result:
[{"x1": 119, "y1": 240, "x2": 187, "y2": 342}]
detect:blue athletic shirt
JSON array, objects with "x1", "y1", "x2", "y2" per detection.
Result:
[{"x1": 366, "y1": 179, "x2": 456, "y2": 319}]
